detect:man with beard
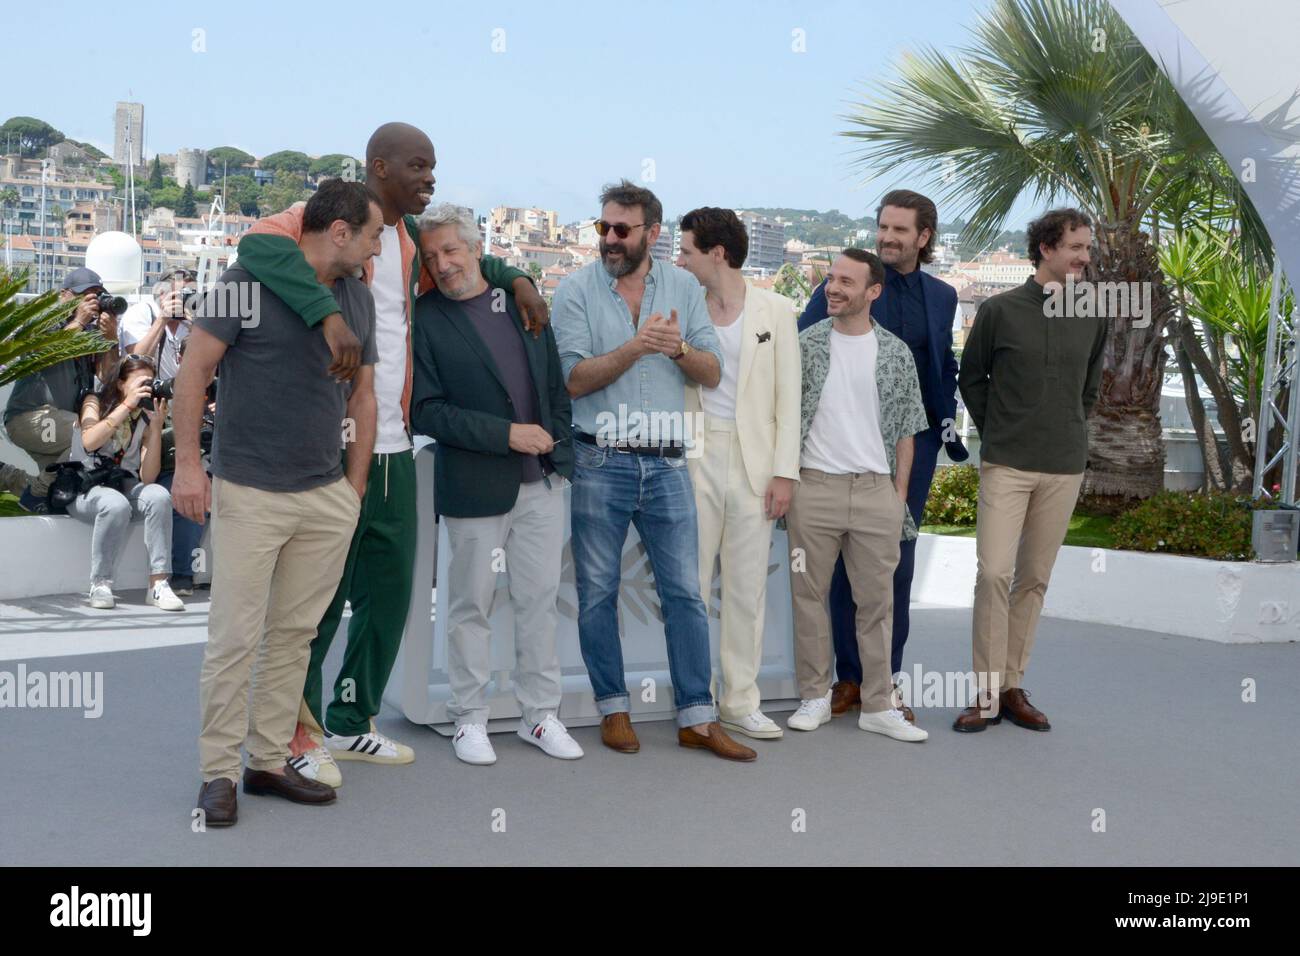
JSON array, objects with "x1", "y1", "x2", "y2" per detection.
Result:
[
  {"x1": 798, "y1": 189, "x2": 968, "y2": 722},
  {"x1": 233, "y1": 122, "x2": 546, "y2": 786},
  {"x1": 552, "y1": 180, "x2": 755, "y2": 761}
]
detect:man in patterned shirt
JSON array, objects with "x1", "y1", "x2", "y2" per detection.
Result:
[{"x1": 784, "y1": 249, "x2": 931, "y2": 743}]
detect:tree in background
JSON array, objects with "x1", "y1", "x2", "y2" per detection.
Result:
[
  {"x1": 207, "y1": 146, "x2": 255, "y2": 172},
  {"x1": 1, "y1": 116, "x2": 64, "y2": 156},
  {"x1": 222, "y1": 175, "x2": 261, "y2": 217},
  {"x1": 259, "y1": 150, "x2": 312, "y2": 185},
  {"x1": 308, "y1": 153, "x2": 365, "y2": 182},
  {"x1": 148, "y1": 156, "x2": 164, "y2": 190},
  {"x1": 177, "y1": 182, "x2": 197, "y2": 218},
  {"x1": 842, "y1": 0, "x2": 1263, "y2": 503}
]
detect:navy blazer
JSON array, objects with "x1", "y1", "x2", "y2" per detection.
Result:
[{"x1": 798, "y1": 271, "x2": 969, "y2": 462}]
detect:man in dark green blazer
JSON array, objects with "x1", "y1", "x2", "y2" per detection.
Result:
[{"x1": 410, "y1": 204, "x2": 582, "y2": 767}]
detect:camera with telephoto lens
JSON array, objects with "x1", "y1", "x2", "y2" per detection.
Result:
[{"x1": 96, "y1": 292, "x2": 128, "y2": 316}]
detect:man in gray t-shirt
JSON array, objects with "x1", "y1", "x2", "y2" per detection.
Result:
[
  {"x1": 195, "y1": 263, "x2": 377, "y2": 493},
  {"x1": 169, "y1": 179, "x2": 384, "y2": 826}
]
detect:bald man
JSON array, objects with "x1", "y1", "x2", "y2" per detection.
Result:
[{"x1": 235, "y1": 122, "x2": 549, "y2": 786}]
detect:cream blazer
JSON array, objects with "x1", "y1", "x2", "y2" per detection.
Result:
[{"x1": 685, "y1": 282, "x2": 802, "y2": 497}]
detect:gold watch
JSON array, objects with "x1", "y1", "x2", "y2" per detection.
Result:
[{"x1": 673, "y1": 340, "x2": 693, "y2": 361}]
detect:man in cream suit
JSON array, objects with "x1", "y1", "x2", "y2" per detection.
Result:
[{"x1": 676, "y1": 208, "x2": 801, "y2": 740}]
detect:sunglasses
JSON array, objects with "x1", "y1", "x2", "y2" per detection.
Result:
[{"x1": 594, "y1": 220, "x2": 650, "y2": 239}]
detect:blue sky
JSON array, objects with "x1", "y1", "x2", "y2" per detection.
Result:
[{"x1": 11, "y1": 0, "x2": 1042, "y2": 228}]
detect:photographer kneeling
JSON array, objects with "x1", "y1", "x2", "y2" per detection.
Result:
[{"x1": 65, "y1": 354, "x2": 185, "y2": 611}]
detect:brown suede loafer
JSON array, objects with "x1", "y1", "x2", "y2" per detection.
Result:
[
  {"x1": 600, "y1": 713, "x2": 640, "y2": 753},
  {"x1": 678, "y1": 722, "x2": 757, "y2": 762},
  {"x1": 196, "y1": 778, "x2": 238, "y2": 827},
  {"x1": 952, "y1": 703, "x2": 1002, "y2": 733},
  {"x1": 830, "y1": 680, "x2": 860, "y2": 716},
  {"x1": 1000, "y1": 688, "x2": 1051, "y2": 731},
  {"x1": 242, "y1": 761, "x2": 337, "y2": 804}
]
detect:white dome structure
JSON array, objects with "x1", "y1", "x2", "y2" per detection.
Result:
[{"x1": 84, "y1": 230, "x2": 142, "y2": 294}]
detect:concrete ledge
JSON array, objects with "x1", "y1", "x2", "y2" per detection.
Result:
[
  {"x1": 0, "y1": 514, "x2": 210, "y2": 600},
  {"x1": 912, "y1": 533, "x2": 1300, "y2": 644}
]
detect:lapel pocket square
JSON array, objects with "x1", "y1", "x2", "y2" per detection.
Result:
[{"x1": 756, "y1": 331, "x2": 771, "y2": 343}]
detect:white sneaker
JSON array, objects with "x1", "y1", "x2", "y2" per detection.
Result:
[
  {"x1": 87, "y1": 581, "x2": 115, "y2": 610},
  {"x1": 146, "y1": 579, "x2": 185, "y2": 611},
  {"x1": 288, "y1": 745, "x2": 342, "y2": 788},
  {"x1": 324, "y1": 724, "x2": 415, "y2": 764},
  {"x1": 722, "y1": 710, "x2": 784, "y2": 739},
  {"x1": 787, "y1": 692, "x2": 833, "y2": 731},
  {"x1": 452, "y1": 723, "x2": 497, "y2": 765},
  {"x1": 858, "y1": 708, "x2": 929, "y2": 742},
  {"x1": 518, "y1": 714, "x2": 584, "y2": 759}
]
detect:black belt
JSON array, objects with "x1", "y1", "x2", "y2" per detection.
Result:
[{"x1": 576, "y1": 432, "x2": 685, "y2": 458}]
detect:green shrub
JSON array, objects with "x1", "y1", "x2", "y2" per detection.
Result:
[
  {"x1": 923, "y1": 464, "x2": 980, "y2": 526},
  {"x1": 1110, "y1": 490, "x2": 1255, "y2": 560}
]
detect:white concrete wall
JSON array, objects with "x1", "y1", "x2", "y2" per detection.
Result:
[{"x1": 912, "y1": 534, "x2": 1300, "y2": 644}]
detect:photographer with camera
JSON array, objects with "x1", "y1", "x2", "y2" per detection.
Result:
[
  {"x1": 3, "y1": 267, "x2": 125, "y2": 512},
  {"x1": 64, "y1": 353, "x2": 184, "y2": 612},
  {"x1": 119, "y1": 267, "x2": 196, "y2": 382}
]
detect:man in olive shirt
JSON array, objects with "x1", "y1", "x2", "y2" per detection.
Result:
[{"x1": 955, "y1": 208, "x2": 1106, "y2": 733}]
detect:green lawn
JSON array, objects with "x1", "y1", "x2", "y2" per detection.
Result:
[{"x1": 921, "y1": 513, "x2": 1117, "y2": 549}]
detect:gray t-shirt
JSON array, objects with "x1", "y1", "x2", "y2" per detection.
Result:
[
  {"x1": 460, "y1": 288, "x2": 544, "y2": 482},
  {"x1": 195, "y1": 264, "x2": 377, "y2": 493}
]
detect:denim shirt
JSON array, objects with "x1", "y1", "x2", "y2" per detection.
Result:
[{"x1": 553, "y1": 259, "x2": 721, "y2": 442}]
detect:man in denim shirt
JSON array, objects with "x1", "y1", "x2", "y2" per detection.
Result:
[{"x1": 553, "y1": 180, "x2": 754, "y2": 761}]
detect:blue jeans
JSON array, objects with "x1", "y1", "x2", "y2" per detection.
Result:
[
  {"x1": 833, "y1": 426, "x2": 943, "y2": 682},
  {"x1": 569, "y1": 441, "x2": 716, "y2": 728},
  {"x1": 157, "y1": 470, "x2": 207, "y2": 578}
]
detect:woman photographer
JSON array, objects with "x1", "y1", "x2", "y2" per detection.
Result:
[{"x1": 66, "y1": 354, "x2": 185, "y2": 611}]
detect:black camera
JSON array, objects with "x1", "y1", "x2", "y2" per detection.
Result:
[
  {"x1": 180, "y1": 287, "x2": 202, "y2": 313},
  {"x1": 139, "y1": 377, "x2": 175, "y2": 412},
  {"x1": 96, "y1": 292, "x2": 128, "y2": 316}
]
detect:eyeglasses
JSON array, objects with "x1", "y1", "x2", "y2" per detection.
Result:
[{"x1": 594, "y1": 220, "x2": 650, "y2": 239}]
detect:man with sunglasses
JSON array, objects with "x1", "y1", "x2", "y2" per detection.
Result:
[
  {"x1": 119, "y1": 267, "x2": 196, "y2": 382},
  {"x1": 553, "y1": 180, "x2": 755, "y2": 761}
]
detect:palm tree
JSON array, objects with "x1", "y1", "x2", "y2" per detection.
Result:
[
  {"x1": 841, "y1": 0, "x2": 1262, "y2": 501},
  {"x1": 0, "y1": 269, "x2": 112, "y2": 387}
]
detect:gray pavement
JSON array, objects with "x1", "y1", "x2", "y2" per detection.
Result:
[{"x1": 0, "y1": 594, "x2": 1296, "y2": 866}]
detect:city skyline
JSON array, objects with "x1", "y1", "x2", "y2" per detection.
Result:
[{"x1": 12, "y1": 0, "x2": 1048, "y2": 230}]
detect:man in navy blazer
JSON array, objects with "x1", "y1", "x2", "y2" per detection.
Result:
[{"x1": 797, "y1": 189, "x2": 968, "y2": 720}]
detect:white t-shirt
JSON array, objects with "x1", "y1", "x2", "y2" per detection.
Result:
[
  {"x1": 801, "y1": 326, "x2": 890, "y2": 475},
  {"x1": 119, "y1": 300, "x2": 189, "y2": 381},
  {"x1": 700, "y1": 312, "x2": 744, "y2": 420},
  {"x1": 370, "y1": 224, "x2": 412, "y2": 454}
]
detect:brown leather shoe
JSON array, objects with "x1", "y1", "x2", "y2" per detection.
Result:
[
  {"x1": 1000, "y1": 688, "x2": 1051, "y2": 731},
  {"x1": 830, "y1": 680, "x2": 860, "y2": 716},
  {"x1": 600, "y1": 713, "x2": 640, "y2": 753},
  {"x1": 952, "y1": 698, "x2": 1002, "y2": 733},
  {"x1": 196, "y1": 778, "x2": 237, "y2": 827},
  {"x1": 242, "y1": 761, "x2": 337, "y2": 804},
  {"x1": 678, "y1": 722, "x2": 757, "y2": 762}
]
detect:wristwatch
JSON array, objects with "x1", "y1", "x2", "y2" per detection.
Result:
[{"x1": 672, "y1": 340, "x2": 693, "y2": 361}]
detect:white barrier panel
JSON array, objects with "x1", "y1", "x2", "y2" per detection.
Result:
[{"x1": 386, "y1": 444, "x2": 800, "y2": 734}]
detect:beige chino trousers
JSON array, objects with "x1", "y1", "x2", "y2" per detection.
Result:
[
  {"x1": 198, "y1": 475, "x2": 360, "y2": 782},
  {"x1": 971, "y1": 461, "x2": 1083, "y2": 697},
  {"x1": 787, "y1": 469, "x2": 903, "y2": 713}
]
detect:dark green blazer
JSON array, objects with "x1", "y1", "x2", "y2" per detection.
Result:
[{"x1": 411, "y1": 287, "x2": 573, "y2": 518}]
